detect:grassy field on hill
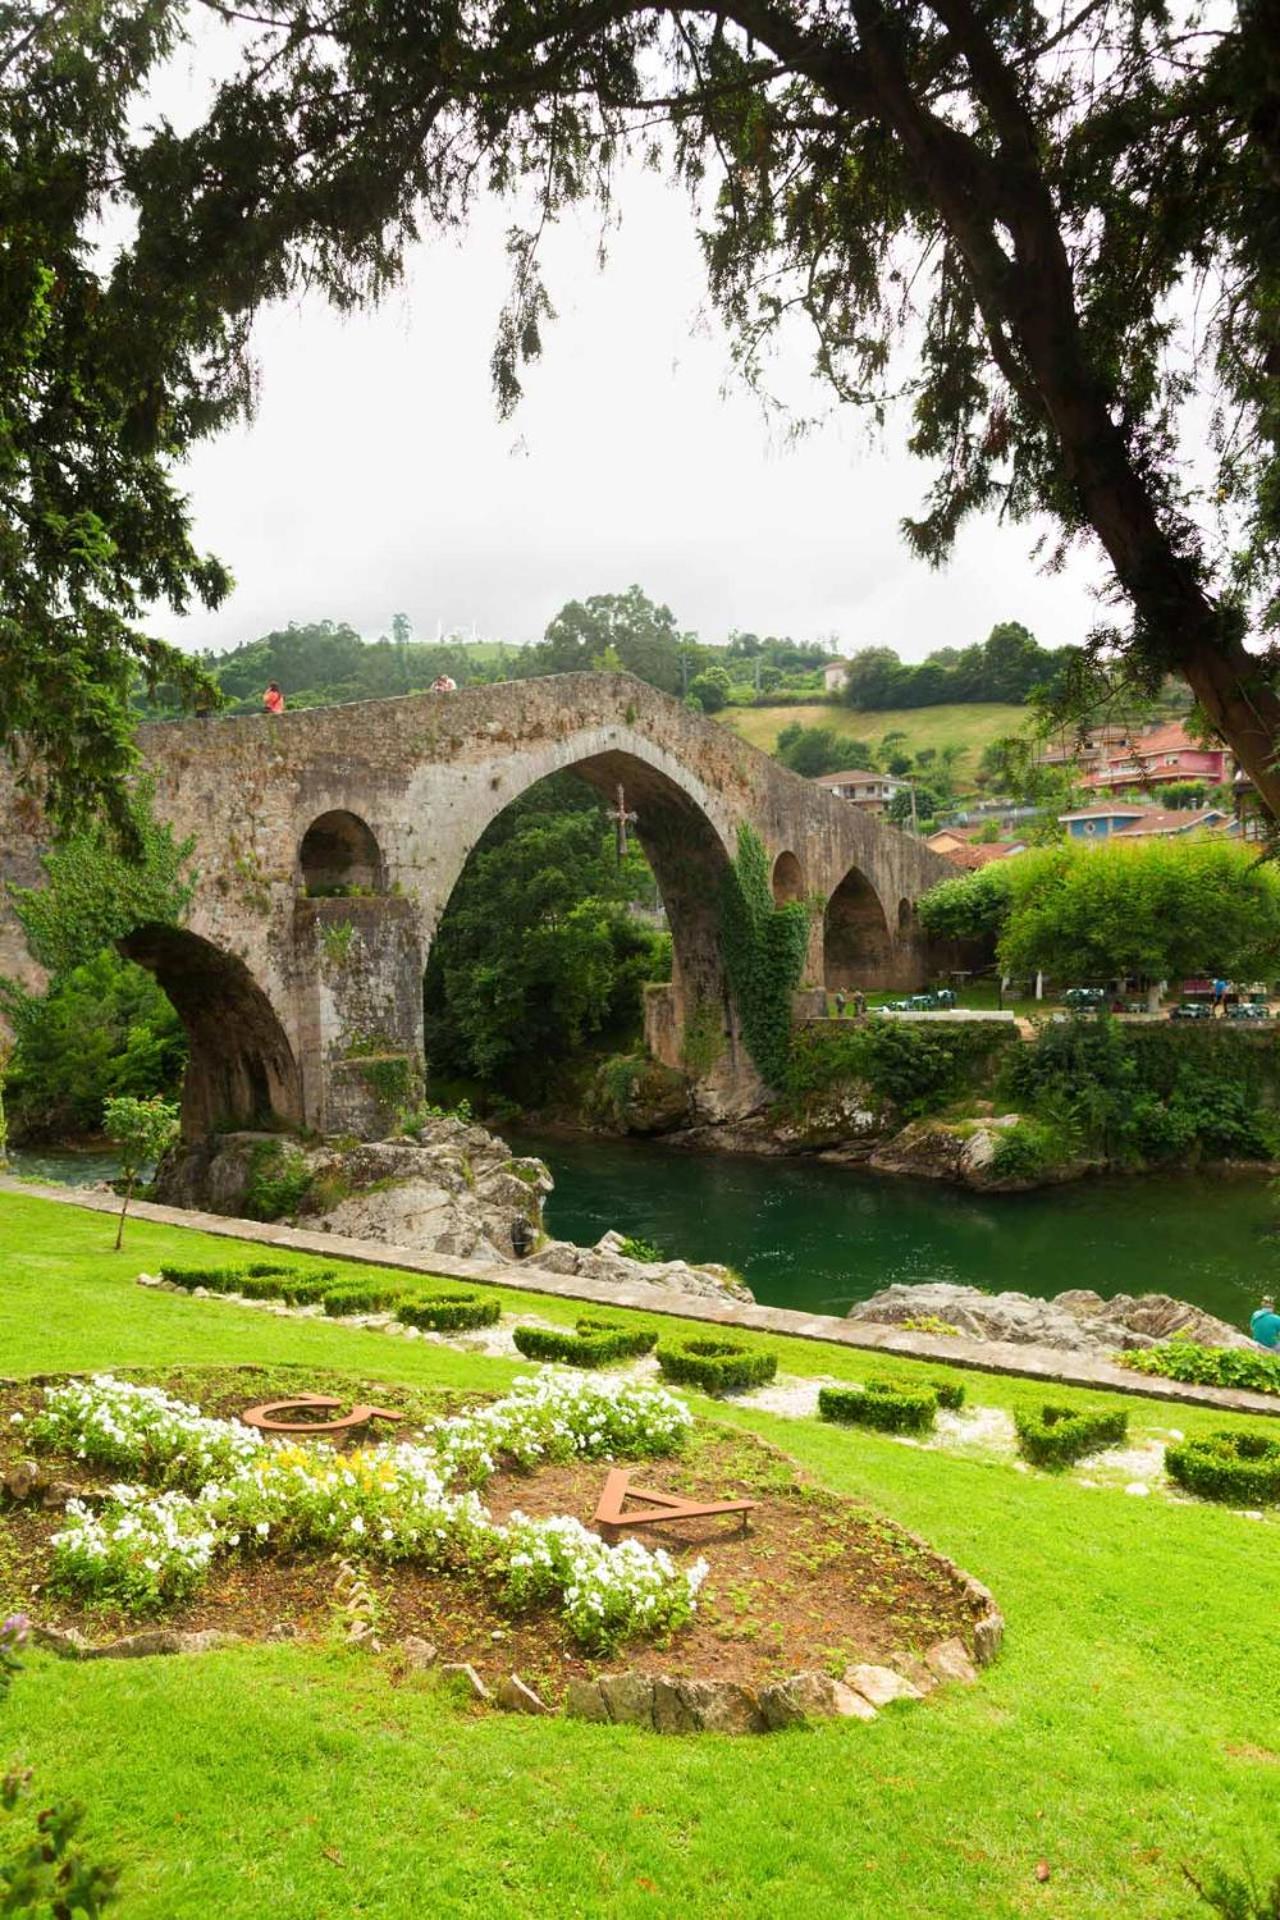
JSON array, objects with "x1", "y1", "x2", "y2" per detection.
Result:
[
  {"x1": 2, "y1": 1191, "x2": 1277, "y2": 1920},
  {"x1": 721, "y1": 700, "x2": 1030, "y2": 773}
]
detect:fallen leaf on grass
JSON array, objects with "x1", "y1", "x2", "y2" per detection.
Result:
[
  {"x1": 1035, "y1": 1861, "x2": 1051, "y2": 1884},
  {"x1": 323, "y1": 1847, "x2": 345, "y2": 1868}
]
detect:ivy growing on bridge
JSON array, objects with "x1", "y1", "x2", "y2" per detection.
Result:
[{"x1": 720, "y1": 825, "x2": 810, "y2": 1089}]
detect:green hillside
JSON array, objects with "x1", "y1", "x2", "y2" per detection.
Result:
[{"x1": 719, "y1": 700, "x2": 1030, "y2": 773}]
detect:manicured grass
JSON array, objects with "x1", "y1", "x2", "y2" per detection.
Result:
[
  {"x1": 720, "y1": 700, "x2": 1029, "y2": 773},
  {"x1": 3, "y1": 1190, "x2": 1278, "y2": 1918}
]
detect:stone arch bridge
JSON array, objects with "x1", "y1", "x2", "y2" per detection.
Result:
[{"x1": 0, "y1": 673, "x2": 958, "y2": 1138}]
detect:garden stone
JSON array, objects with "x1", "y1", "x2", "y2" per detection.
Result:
[
  {"x1": 844, "y1": 1664, "x2": 923, "y2": 1709},
  {"x1": 564, "y1": 1678, "x2": 609, "y2": 1723},
  {"x1": 2, "y1": 1458, "x2": 40, "y2": 1502},
  {"x1": 598, "y1": 1671, "x2": 656, "y2": 1727},
  {"x1": 652, "y1": 1677, "x2": 702, "y2": 1734},
  {"x1": 442, "y1": 1661, "x2": 491, "y2": 1702},
  {"x1": 267, "y1": 1621, "x2": 299, "y2": 1641},
  {"x1": 400, "y1": 1636, "x2": 438, "y2": 1670},
  {"x1": 885, "y1": 1652, "x2": 938, "y2": 1695},
  {"x1": 970, "y1": 1603, "x2": 1005, "y2": 1666},
  {"x1": 687, "y1": 1680, "x2": 767, "y2": 1735},
  {"x1": 924, "y1": 1638, "x2": 978, "y2": 1684},
  {"x1": 31, "y1": 1623, "x2": 89, "y2": 1658},
  {"x1": 759, "y1": 1672, "x2": 877, "y2": 1729},
  {"x1": 496, "y1": 1674, "x2": 552, "y2": 1716}
]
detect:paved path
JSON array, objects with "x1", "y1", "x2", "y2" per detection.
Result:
[{"x1": 4, "y1": 1178, "x2": 1276, "y2": 1421}]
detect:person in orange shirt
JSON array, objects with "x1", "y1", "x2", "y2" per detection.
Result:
[{"x1": 263, "y1": 682, "x2": 285, "y2": 714}]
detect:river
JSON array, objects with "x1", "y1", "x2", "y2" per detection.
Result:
[{"x1": 12, "y1": 1138, "x2": 1276, "y2": 1332}]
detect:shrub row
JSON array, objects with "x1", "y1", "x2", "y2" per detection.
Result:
[
  {"x1": 159, "y1": 1263, "x2": 499, "y2": 1329},
  {"x1": 655, "y1": 1338, "x2": 777, "y2": 1395},
  {"x1": 1119, "y1": 1341, "x2": 1280, "y2": 1399},
  {"x1": 816, "y1": 1376, "x2": 966, "y2": 1434},
  {"x1": 1165, "y1": 1431, "x2": 1280, "y2": 1505},
  {"x1": 1014, "y1": 1404, "x2": 1128, "y2": 1469},
  {"x1": 396, "y1": 1293, "x2": 501, "y2": 1332},
  {"x1": 513, "y1": 1319, "x2": 656, "y2": 1367},
  {"x1": 160, "y1": 1263, "x2": 336, "y2": 1305},
  {"x1": 819, "y1": 1379, "x2": 938, "y2": 1433}
]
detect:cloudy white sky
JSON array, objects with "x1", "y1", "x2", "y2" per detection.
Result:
[{"x1": 161, "y1": 69, "x2": 1110, "y2": 664}]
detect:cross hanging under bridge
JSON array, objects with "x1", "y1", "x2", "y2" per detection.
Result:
[{"x1": 607, "y1": 783, "x2": 638, "y2": 866}]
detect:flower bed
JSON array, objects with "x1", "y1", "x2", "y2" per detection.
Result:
[
  {"x1": 818, "y1": 1381, "x2": 939, "y2": 1435},
  {"x1": 1013, "y1": 1404, "x2": 1128, "y2": 1469},
  {"x1": 1164, "y1": 1430, "x2": 1280, "y2": 1505},
  {"x1": 1118, "y1": 1341, "x2": 1280, "y2": 1399},
  {"x1": 28, "y1": 1372, "x2": 703, "y2": 1652},
  {"x1": 512, "y1": 1320, "x2": 657, "y2": 1367},
  {"x1": 655, "y1": 1339, "x2": 777, "y2": 1395},
  {"x1": 396, "y1": 1294, "x2": 502, "y2": 1333}
]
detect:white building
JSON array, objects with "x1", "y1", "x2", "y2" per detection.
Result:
[{"x1": 810, "y1": 769, "x2": 906, "y2": 814}]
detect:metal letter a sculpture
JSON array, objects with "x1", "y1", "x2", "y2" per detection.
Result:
[
  {"x1": 593, "y1": 1466, "x2": 757, "y2": 1543},
  {"x1": 241, "y1": 1394, "x2": 402, "y2": 1436}
]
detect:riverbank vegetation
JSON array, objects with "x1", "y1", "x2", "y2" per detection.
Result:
[{"x1": 1, "y1": 1193, "x2": 1276, "y2": 1917}]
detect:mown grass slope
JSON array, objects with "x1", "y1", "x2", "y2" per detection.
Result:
[
  {"x1": 721, "y1": 700, "x2": 1029, "y2": 774},
  {"x1": 2, "y1": 1191, "x2": 1277, "y2": 1920}
]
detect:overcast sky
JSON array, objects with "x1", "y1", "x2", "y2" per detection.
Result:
[{"x1": 160, "y1": 66, "x2": 1110, "y2": 664}]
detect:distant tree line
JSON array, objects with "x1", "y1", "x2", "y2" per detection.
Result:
[{"x1": 838, "y1": 624, "x2": 1071, "y2": 712}]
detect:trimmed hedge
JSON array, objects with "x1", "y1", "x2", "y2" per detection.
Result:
[
  {"x1": 1119, "y1": 1341, "x2": 1280, "y2": 1399},
  {"x1": 655, "y1": 1338, "x2": 777, "y2": 1395},
  {"x1": 1164, "y1": 1430, "x2": 1280, "y2": 1505},
  {"x1": 818, "y1": 1379, "x2": 939, "y2": 1434},
  {"x1": 238, "y1": 1268, "x2": 337, "y2": 1305},
  {"x1": 931, "y1": 1379, "x2": 967, "y2": 1411},
  {"x1": 1014, "y1": 1403, "x2": 1128, "y2": 1469},
  {"x1": 395, "y1": 1293, "x2": 501, "y2": 1332},
  {"x1": 512, "y1": 1319, "x2": 657, "y2": 1367},
  {"x1": 160, "y1": 1264, "x2": 249, "y2": 1293},
  {"x1": 321, "y1": 1280, "x2": 409, "y2": 1317}
]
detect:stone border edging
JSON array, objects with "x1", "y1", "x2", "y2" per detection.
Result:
[
  {"x1": 4, "y1": 1178, "x2": 1276, "y2": 1421},
  {"x1": 26, "y1": 1622, "x2": 992, "y2": 1735}
]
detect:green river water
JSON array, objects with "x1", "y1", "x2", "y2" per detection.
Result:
[{"x1": 14, "y1": 1140, "x2": 1277, "y2": 1333}]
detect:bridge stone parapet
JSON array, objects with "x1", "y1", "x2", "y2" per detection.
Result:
[{"x1": 0, "y1": 673, "x2": 958, "y2": 1138}]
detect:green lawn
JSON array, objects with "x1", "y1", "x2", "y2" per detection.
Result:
[
  {"x1": 720, "y1": 700, "x2": 1029, "y2": 775},
  {"x1": 2, "y1": 1192, "x2": 1277, "y2": 1919}
]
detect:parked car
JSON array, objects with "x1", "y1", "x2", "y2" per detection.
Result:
[
  {"x1": 1062, "y1": 986, "x2": 1107, "y2": 1009},
  {"x1": 1169, "y1": 1002, "x2": 1213, "y2": 1021}
]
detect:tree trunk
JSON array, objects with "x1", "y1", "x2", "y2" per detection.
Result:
[{"x1": 114, "y1": 1176, "x2": 134, "y2": 1252}]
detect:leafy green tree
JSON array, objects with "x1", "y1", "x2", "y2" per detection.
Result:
[
  {"x1": 537, "y1": 588, "x2": 683, "y2": 693},
  {"x1": 688, "y1": 666, "x2": 732, "y2": 713},
  {"x1": 921, "y1": 839, "x2": 1280, "y2": 996},
  {"x1": 5, "y1": 786, "x2": 194, "y2": 978},
  {"x1": 103, "y1": 1094, "x2": 180, "y2": 1249},
  {"x1": 10, "y1": 0, "x2": 1280, "y2": 827},
  {"x1": 0, "y1": 952, "x2": 186, "y2": 1143},
  {"x1": 424, "y1": 777, "x2": 669, "y2": 1090},
  {"x1": 774, "y1": 725, "x2": 871, "y2": 778}
]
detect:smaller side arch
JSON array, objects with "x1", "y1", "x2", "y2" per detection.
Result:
[
  {"x1": 119, "y1": 924, "x2": 302, "y2": 1138},
  {"x1": 823, "y1": 865, "x2": 894, "y2": 991},
  {"x1": 772, "y1": 850, "x2": 806, "y2": 905},
  {"x1": 299, "y1": 810, "x2": 384, "y2": 895}
]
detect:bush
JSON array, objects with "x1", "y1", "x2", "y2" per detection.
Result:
[
  {"x1": 160, "y1": 1264, "x2": 245, "y2": 1293},
  {"x1": 243, "y1": 1140, "x2": 313, "y2": 1221},
  {"x1": 395, "y1": 1292, "x2": 501, "y2": 1332},
  {"x1": 655, "y1": 1337, "x2": 777, "y2": 1395},
  {"x1": 818, "y1": 1379, "x2": 939, "y2": 1434},
  {"x1": 1165, "y1": 1430, "x2": 1280, "y2": 1505},
  {"x1": 1014, "y1": 1403, "x2": 1128, "y2": 1468},
  {"x1": 321, "y1": 1279, "x2": 408, "y2": 1317},
  {"x1": 990, "y1": 1117, "x2": 1074, "y2": 1180},
  {"x1": 512, "y1": 1319, "x2": 657, "y2": 1367},
  {"x1": 617, "y1": 1236, "x2": 665, "y2": 1264},
  {"x1": 237, "y1": 1266, "x2": 337, "y2": 1305},
  {"x1": 1119, "y1": 1341, "x2": 1280, "y2": 1398},
  {"x1": 931, "y1": 1379, "x2": 967, "y2": 1411}
]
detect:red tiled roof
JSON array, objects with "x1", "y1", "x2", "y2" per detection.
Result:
[
  {"x1": 811, "y1": 769, "x2": 882, "y2": 785},
  {"x1": 943, "y1": 841, "x2": 1025, "y2": 867}
]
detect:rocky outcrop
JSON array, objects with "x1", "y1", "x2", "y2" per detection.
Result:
[
  {"x1": 846, "y1": 1282, "x2": 1254, "y2": 1353},
  {"x1": 866, "y1": 1114, "x2": 1091, "y2": 1190},
  {"x1": 154, "y1": 1115, "x2": 753, "y2": 1303},
  {"x1": 532, "y1": 1228, "x2": 753, "y2": 1304},
  {"x1": 155, "y1": 1119, "x2": 551, "y2": 1264}
]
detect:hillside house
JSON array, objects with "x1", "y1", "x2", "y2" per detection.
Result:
[
  {"x1": 1059, "y1": 804, "x2": 1232, "y2": 841},
  {"x1": 810, "y1": 769, "x2": 906, "y2": 813}
]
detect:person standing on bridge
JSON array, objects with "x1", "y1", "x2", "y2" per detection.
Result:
[{"x1": 263, "y1": 681, "x2": 285, "y2": 714}]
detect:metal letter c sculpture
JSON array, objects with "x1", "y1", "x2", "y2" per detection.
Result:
[{"x1": 240, "y1": 1393, "x2": 402, "y2": 1436}]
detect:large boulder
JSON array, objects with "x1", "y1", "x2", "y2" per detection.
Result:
[{"x1": 846, "y1": 1281, "x2": 1252, "y2": 1353}]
